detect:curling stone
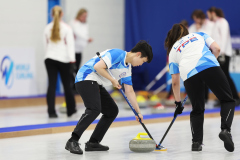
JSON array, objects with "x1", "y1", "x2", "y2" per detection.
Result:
[
  {"x1": 148, "y1": 95, "x2": 161, "y2": 106},
  {"x1": 129, "y1": 133, "x2": 156, "y2": 153},
  {"x1": 59, "y1": 102, "x2": 67, "y2": 113},
  {"x1": 111, "y1": 91, "x2": 122, "y2": 101},
  {"x1": 136, "y1": 95, "x2": 148, "y2": 108}
]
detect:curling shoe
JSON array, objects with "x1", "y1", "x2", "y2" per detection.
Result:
[
  {"x1": 65, "y1": 140, "x2": 83, "y2": 154},
  {"x1": 85, "y1": 141, "x2": 109, "y2": 151},
  {"x1": 192, "y1": 142, "x2": 202, "y2": 151},
  {"x1": 219, "y1": 129, "x2": 234, "y2": 152}
]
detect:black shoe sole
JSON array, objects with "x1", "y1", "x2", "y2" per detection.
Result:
[
  {"x1": 219, "y1": 132, "x2": 234, "y2": 152},
  {"x1": 192, "y1": 148, "x2": 202, "y2": 151},
  {"x1": 65, "y1": 145, "x2": 83, "y2": 154},
  {"x1": 85, "y1": 148, "x2": 109, "y2": 151},
  {"x1": 49, "y1": 114, "x2": 58, "y2": 118}
]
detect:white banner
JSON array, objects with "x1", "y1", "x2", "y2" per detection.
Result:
[{"x1": 0, "y1": 48, "x2": 37, "y2": 97}]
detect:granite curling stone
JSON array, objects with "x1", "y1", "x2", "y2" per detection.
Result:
[{"x1": 129, "y1": 132, "x2": 156, "y2": 153}]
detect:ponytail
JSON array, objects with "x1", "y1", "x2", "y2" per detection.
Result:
[
  {"x1": 50, "y1": 6, "x2": 62, "y2": 43},
  {"x1": 165, "y1": 23, "x2": 189, "y2": 55}
]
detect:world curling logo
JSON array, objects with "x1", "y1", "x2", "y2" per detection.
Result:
[{"x1": 0, "y1": 56, "x2": 14, "y2": 89}]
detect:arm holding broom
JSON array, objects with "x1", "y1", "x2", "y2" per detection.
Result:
[
  {"x1": 124, "y1": 84, "x2": 143, "y2": 122},
  {"x1": 94, "y1": 59, "x2": 143, "y2": 123},
  {"x1": 94, "y1": 59, "x2": 122, "y2": 89},
  {"x1": 171, "y1": 73, "x2": 184, "y2": 118}
]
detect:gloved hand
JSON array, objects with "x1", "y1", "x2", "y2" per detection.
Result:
[{"x1": 174, "y1": 101, "x2": 184, "y2": 118}]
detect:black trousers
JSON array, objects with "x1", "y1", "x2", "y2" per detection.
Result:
[
  {"x1": 218, "y1": 55, "x2": 239, "y2": 100},
  {"x1": 45, "y1": 59, "x2": 76, "y2": 116},
  {"x1": 75, "y1": 53, "x2": 82, "y2": 75},
  {"x1": 184, "y1": 67, "x2": 235, "y2": 144},
  {"x1": 71, "y1": 53, "x2": 82, "y2": 91},
  {"x1": 73, "y1": 81, "x2": 119, "y2": 142}
]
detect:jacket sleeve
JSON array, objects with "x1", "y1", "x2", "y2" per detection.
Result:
[{"x1": 219, "y1": 19, "x2": 230, "y2": 54}]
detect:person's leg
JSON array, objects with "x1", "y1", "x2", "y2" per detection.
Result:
[
  {"x1": 72, "y1": 81, "x2": 101, "y2": 139},
  {"x1": 89, "y1": 85, "x2": 119, "y2": 143},
  {"x1": 71, "y1": 53, "x2": 82, "y2": 92},
  {"x1": 58, "y1": 62, "x2": 76, "y2": 116},
  {"x1": 66, "y1": 81, "x2": 101, "y2": 154},
  {"x1": 184, "y1": 74, "x2": 205, "y2": 145},
  {"x1": 204, "y1": 84, "x2": 209, "y2": 103},
  {"x1": 219, "y1": 56, "x2": 239, "y2": 100},
  {"x1": 85, "y1": 85, "x2": 118, "y2": 151},
  {"x1": 75, "y1": 53, "x2": 82, "y2": 74},
  {"x1": 199, "y1": 67, "x2": 235, "y2": 131},
  {"x1": 45, "y1": 59, "x2": 58, "y2": 116},
  {"x1": 199, "y1": 66, "x2": 235, "y2": 152}
]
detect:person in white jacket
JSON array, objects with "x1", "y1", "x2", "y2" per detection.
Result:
[
  {"x1": 208, "y1": 7, "x2": 240, "y2": 106},
  {"x1": 44, "y1": 6, "x2": 76, "y2": 118},
  {"x1": 189, "y1": 9, "x2": 214, "y2": 37},
  {"x1": 69, "y1": 8, "x2": 93, "y2": 77}
]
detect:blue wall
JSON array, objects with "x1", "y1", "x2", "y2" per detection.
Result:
[{"x1": 125, "y1": 0, "x2": 240, "y2": 90}]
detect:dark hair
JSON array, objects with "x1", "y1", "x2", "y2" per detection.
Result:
[
  {"x1": 216, "y1": 8, "x2": 224, "y2": 18},
  {"x1": 208, "y1": 6, "x2": 216, "y2": 12},
  {"x1": 208, "y1": 7, "x2": 224, "y2": 18},
  {"x1": 180, "y1": 19, "x2": 189, "y2": 28},
  {"x1": 191, "y1": 9, "x2": 205, "y2": 20},
  {"x1": 131, "y1": 40, "x2": 153, "y2": 63},
  {"x1": 164, "y1": 23, "x2": 189, "y2": 55}
]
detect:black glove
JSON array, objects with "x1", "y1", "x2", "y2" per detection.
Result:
[{"x1": 174, "y1": 101, "x2": 184, "y2": 118}]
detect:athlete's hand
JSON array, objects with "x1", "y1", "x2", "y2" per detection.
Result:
[
  {"x1": 111, "y1": 79, "x2": 122, "y2": 89},
  {"x1": 135, "y1": 114, "x2": 143, "y2": 123},
  {"x1": 174, "y1": 101, "x2": 184, "y2": 118}
]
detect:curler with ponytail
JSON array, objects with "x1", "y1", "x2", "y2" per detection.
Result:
[
  {"x1": 164, "y1": 23, "x2": 189, "y2": 55},
  {"x1": 50, "y1": 6, "x2": 62, "y2": 43}
]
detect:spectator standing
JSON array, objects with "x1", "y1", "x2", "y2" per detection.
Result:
[
  {"x1": 44, "y1": 6, "x2": 76, "y2": 118},
  {"x1": 69, "y1": 8, "x2": 93, "y2": 77},
  {"x1": 208, "y1": 7, "x2": 240, "y2": 106}
]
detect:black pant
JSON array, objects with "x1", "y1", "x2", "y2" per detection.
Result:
[
  {"x1": 218, "y1": 55, "x2": 239, "y2": 100},
  {"x1": 71, "y1": 53, "x2": 82, "y2": 91},
  {"x1": 75, "y1": 53, "x2": 82, "y2": 75},
  {"x1": 184, "y1": 67, "x2": 235, "y2": 144},
  {"x1": 73, "y1": 81, "x2": 119, "y2": 142},
  {"x1": 45, "y1": 59, "x2": 76, "y2": 116}
]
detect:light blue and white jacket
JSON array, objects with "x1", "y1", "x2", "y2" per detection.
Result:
[
  {"x1": 169, "y1": 32, "x2": 219, "y2": 81},
  {"x1": 75, "y1": 49, "x2": 132, "y2": 86}
]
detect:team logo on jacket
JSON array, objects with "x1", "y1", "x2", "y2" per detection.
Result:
[{"x1": 119, "y1": 72, "x2": 126, "y2": 78}]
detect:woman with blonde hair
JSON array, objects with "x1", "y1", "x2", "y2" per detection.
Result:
[
  {"x1": 69, "y1": 8, "x2": 93, "y2": 79},
  {"x1": 44, "y1": 5, "x2": 76, "y2": 118}
]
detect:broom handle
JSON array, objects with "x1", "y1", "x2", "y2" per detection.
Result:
[{"x1": 158, "y1": 95, "x2": 188, "y2": 147}]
